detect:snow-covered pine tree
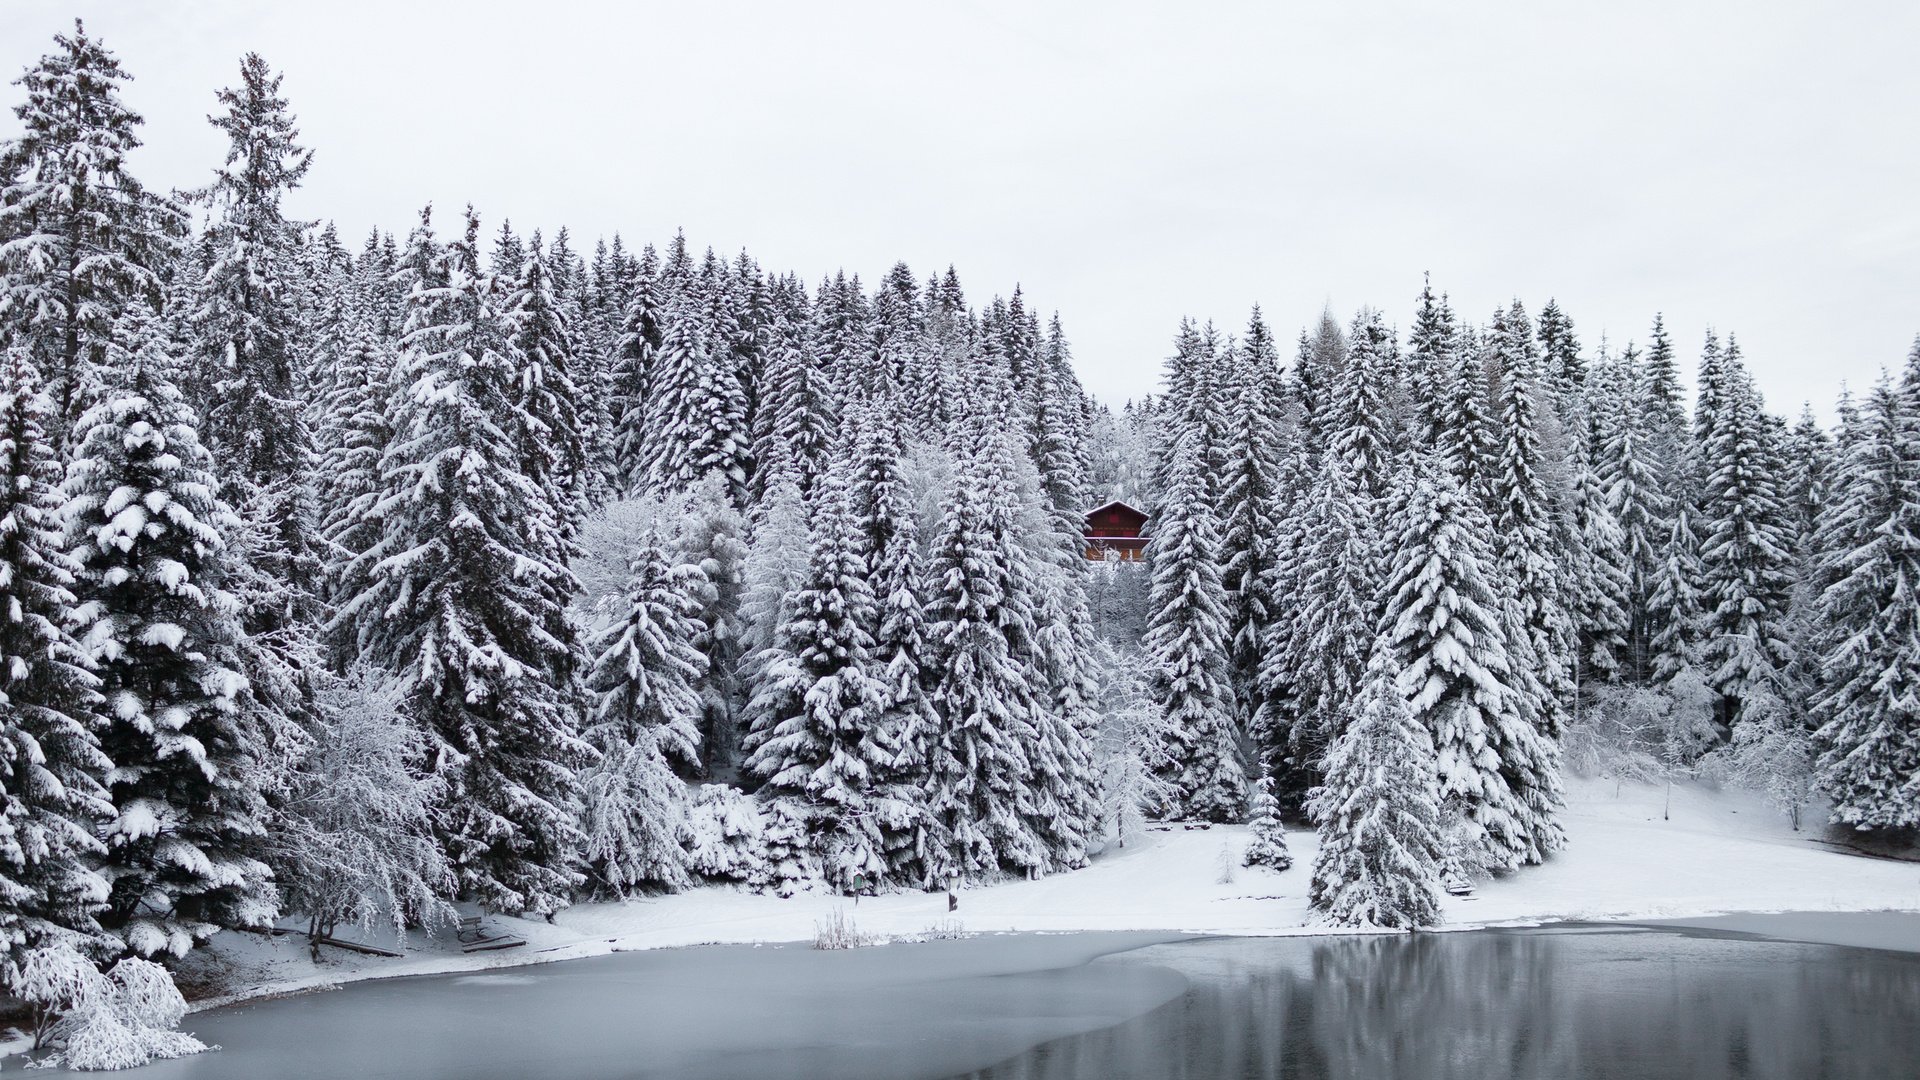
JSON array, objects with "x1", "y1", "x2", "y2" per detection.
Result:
[
  {"x1": 1405, "y1": 277, "x2": 1455, "y2": 454},
  {"x1": 0, "y1": 21, "x2": 180, "y2": 446},
  {"x1": 737, "y1": 478, "x2": 813, "y2": 754},
  {"x1": 1695, "y1": 345, "x2": 1794, "y2": 725},
  {"x1": 193, "y1": 53, "x2": 321, "y2": 620},
  {"x1": 1307, "y1": 649, "x2": 1444, "y2": 930},
  {"x1": 920, "y1": 416, "x2": 1051, "y2": 882},
  {"x1": 1437, "y1": 328, "x2": 1498, "y2": 505},
  {"x1": 1535, "y1": 299, "x2": 1584, "y2": 421},
  {"x1": 349, "y1": 209, "x2": 586, "y2": 916},
  {"x1": 1295, "y1": 310, "x2": 1348, "y2": 463},
  {"x1": 1240, "y1": 775, "x2": 1292, "y2": 871},
  {"x1": 1218, "y1": 308, "x2": 1286, "y2": 740},
  {"x1": 844, "y1": 397, "x2": 937, "y2": 883},
  {"x1": 1142, "y1": 431, "x2": 1246, "y2": 822},
  {"x1": 1487, "y1": 300, "x2": 1574, "y2": 737},
  {"x1": 1567, "y1": 423, "x2": 1633, "y2": 684},
  {"x1": 506, "y1": 231, "x2": 590, "y2": 539},
  {"x1": 752, "y1": 287, "x2": 837, "y2": 497},
  {"x1": 743, "y1": 460, "x2": 893, "y2": 893},
  {"x1": 1811, "y1": 351, "x2": 1920, "y2": 830},
  {"x1": 61, "y1": 313, "x2": 277, "y2": 956},
  {"x1": 674, "y1": 473, "x2": 750, "y2": 776},
  {"x1": 1648, "y1": 508, "x2": 1708, "y2": 685},
  {"x1": 1380, "y1": 464, "x2": 1563, "y2": 870},
  {"x1": 1261, "y1": 453, "x2": 1379, "y2": 809},
  {"x1": 0, "y1": 349, "x2": 115, "y2": 961},
  {"x1": 579, "y1": 536, "x2": 706, "y2": 895},
  {"x1": 1598, "y1": 348, "x2": 1670, "y2": 683},
  {"x1": 1329, "y1": 309, "x2": 1398, "y2": 502}
]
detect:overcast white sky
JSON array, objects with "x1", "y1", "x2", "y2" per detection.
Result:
[{"x1": 3, "y1": 1, "x2": 1915, "y2": 416}]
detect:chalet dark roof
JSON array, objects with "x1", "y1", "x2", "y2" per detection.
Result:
[{"x1": 1084, "y1": 500, "x2": 1149, "y2": 525}]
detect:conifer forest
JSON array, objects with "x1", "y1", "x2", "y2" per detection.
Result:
[{"x1": 0, "y1": 16, "x2": 1917, "y2": 1076}]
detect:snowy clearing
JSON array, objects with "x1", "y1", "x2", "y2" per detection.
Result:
[{"x1": 170, "y1": 774, "x2": 1920, "y2": 1013}]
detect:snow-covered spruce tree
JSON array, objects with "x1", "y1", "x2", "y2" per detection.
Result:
[
  {"x1": 349, "y1": 209, "x2": 586, "y2": 916},
  {"x1": 61, "y1": 314, "x2": 277, "y2": 956},
  {"x1": 1380, "y1": 464, "x2": 1562, "y2": 871},
  {"x1": 1648, "y1": 508, "x2": 1708, "y2": 685},
  {"x1": 1437, "y1": 333, "x2": 1498, "y2": 503},
  {"x1": 192, "y1": 52, "x2": 322, "y2": 619},
  {"x1": 506, "y1": 230, "x2": 590, "y2": 538},
  {"x1": 1307, "y1": 650, "x2": 1444, "y2": 930},
  {"x1": 1241, "y1": 775, "x2": 1292, "y2": 871},
  {"x1": 1695, "y1": 350, "x2": 1795, "y2": 726},
  {"x1": 0, "y1": 21, "x2": 179, "y2": 446},
  {"x1": 1567, "y1": 427, "x2": 1633, "y2": 684},
  {"x1": 273, "y1": 665, "x2": 453, "y2": 948},
  {"x1": 0, "y1": 349, "x2": 116, "y2": 962},
  {"x1": 1599, "y1": 352, "x2": 1671, "y2": 684},
  {"x1": 743, "y1": 463, "x2": 894, "y2": 893},
  {"x1": 1811, "y1": 358, "x2": 1920, "y2": 830},
  {"x1": 1328, "y1": 309, "x2": 1399, "y2": 502},
  {"x1": 1261, "y1": 453, "x2": 1380, "y2": 810},
  {"x1": 920, "y1": 418, "x2": 1052, "y2": 883},
  {"x1": 753, "y1": 290, "x2": 838, "y2": 498},
  {"x1": 579, "y1": 537, "x2": 706, "y2": 895},
  {"x1": 314, "y1": 289, "x2": 393, "y2": 663},
  {"x1": 1218, "y1": 309, "x2": 1286, "y2": 738},
  {"x1": 844, "y1": 397, "x2": 938, "y2": 882},
  {"x1": 737, "y1": 477, "x2": 813, "y2": 747},
  {"x1": 1487, "y1": 300, "x2": 1573, "y2": 737},
  {"x1": 674, "y1": 472, "x2": 750, "y2": 775},
  {"x1": 1535, "y1": 298, "x2": 1585, "y2": 421},
  {"x1": 1143, "y1": 431, "x2": 1247, "y2": 822},
  {"x1": 1017, "y1": 326, "x2": 1102, "y2": 872},
  {"x1": 687, "y1": 255, "x2": 755, "y2": 506}
]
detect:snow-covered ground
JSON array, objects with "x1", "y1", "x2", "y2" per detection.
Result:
[{"x1": 181, "y1": 775, "x2": 1920, "y2": 1009}]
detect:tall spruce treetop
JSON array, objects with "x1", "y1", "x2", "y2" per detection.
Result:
[
  {"x1": 1695, "y1": 349, "x2": 1794, "y2": 720},
  {"x1": 0, "y1": 21, "x2": 179, "y2": 443},
  {"x1": 352, "y1": 209, "x2": 587, "y2": 915},
  {"x1": 1219, "y1": 310, "x2": 1286, "y2": 731},
  {"x1": 1330, "y1": 309, "x2": 1398, "y2": 502},
  {"x1": 194, "y1": 52, "x2": 321, "y2": 619},
  {"x1": 61, "y1": 313, "x2": 277, "y2": 955},
  {"x1": 1487, "y1": 300, "x2": 1573, "y2": 732},
  {"x1": 0, "y1": 348, "x2": 115, "y2": 958}
]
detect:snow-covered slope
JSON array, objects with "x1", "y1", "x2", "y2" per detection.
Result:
[{"x1": 185, "y1": 776, "x2": 1919, "y2": 1008}]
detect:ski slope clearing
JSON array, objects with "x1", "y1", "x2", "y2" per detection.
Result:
[{"x1": 182, "y1": 775, "x2": 1920, "y2": 1008}]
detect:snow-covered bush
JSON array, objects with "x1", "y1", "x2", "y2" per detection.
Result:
[
  {"x1": 1090, "y1": 642, "x2": 1177, "y2": 849},
  {"x1": 578, "y1": 730, "x2": 692, "y2": 896},
  {"x1": 682, "y1": 784, "x2": 768, "y2": 886},
  {"x1": 17, "y1": 947, "x2": 212, "y2": 1070},
  {"x1": 1564, "y1": 673, "x2": 1719, "y2": 783},
  {"x1": 1700, "y1": 690, "x2": 1816, "y2": 829},
  {"x1": 272, "y1": 666, "x2": 454, "y2": 948}
]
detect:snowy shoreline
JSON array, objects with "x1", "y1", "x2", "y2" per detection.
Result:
[{"x1": 152, "y1": 774, "x2": 1920, "y2": 1020}]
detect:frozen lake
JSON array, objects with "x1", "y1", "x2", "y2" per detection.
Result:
[{"x1": 37, "y1": 916, "x2": 1920, "y2": 1079}]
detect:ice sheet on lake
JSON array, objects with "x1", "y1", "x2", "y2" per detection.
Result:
[{"x1": 47, "y1": 931, "x2": 1188, "y2": 1080}]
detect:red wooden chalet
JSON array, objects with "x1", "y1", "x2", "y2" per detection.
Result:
[{"x1": 1083, "y1": 500, "x2": 1150, "y2": 562}]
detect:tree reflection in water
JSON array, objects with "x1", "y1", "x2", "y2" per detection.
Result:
[{"x1": 962, "y1": 928, "x2": 1920, "y2": 1080}]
